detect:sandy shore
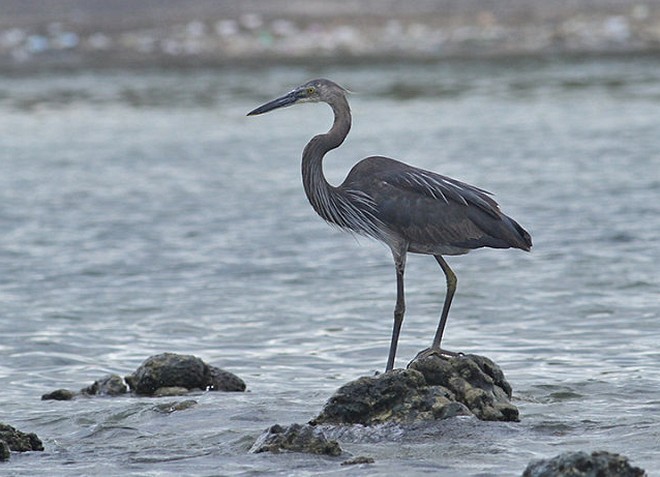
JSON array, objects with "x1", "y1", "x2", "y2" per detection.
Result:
[{"x1": 2, "y1": 0, "x2": 660, "y2": 70}]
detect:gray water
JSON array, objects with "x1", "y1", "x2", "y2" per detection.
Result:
[{"x1": 1, "y1": 56, "x2": 659, "y2": 476}]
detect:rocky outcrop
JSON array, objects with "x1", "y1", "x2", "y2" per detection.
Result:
[
  {"x1": 252, "y1": 353, "x2": 517, "y2": 459},
  {"x1": 41, "y1": 353, "x2": 245, "y2": 400},
  {"x1": 125, "y1": 353, "x2": 246, "y2": 396},
  {"x1": 0, "y1": 423, "x2": 44, "y2": 461},
  {"x1": 313, "y1": 353, "x2": 518, "y2": 426},
  {"x1": 522, "y1": 451, "x2": 647, "y2": 477}
]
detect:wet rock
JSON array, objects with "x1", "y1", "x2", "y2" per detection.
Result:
[
  {"x1": 153, "y1": 386, "x2": 190, "y2": 397},
  {"x1": 42, "y1": 353, "x2": 246, "y2": 400},
  {"x1": 153, "y1": 399, "x2": 198, "y2": 414},
  {"x1": 125, "y1": 353, "x2": 246, "y2": 396},
  {"x1": 81, "y1": 374, "x2": 129, "y2": 396},
  {"x1": 312, "y1": 368, "x2": 469, "y2": 425},
  {"x1": 41, "y1": 388, "x2": 76, "y2": 401},
  {"x1": 125, "y1": 353, "x2": 208, "y2": 395},
  {"x1": 522, "y1": 451, "x2": 646, "y2": 477},
  {"x1": 409, "y1": 353, "x2": 519, "y2": 421},
  {"x1": 250, "y1": 423, "x2": 342, "y2": 456},
  {"x1": 341, "y1": 455, "x2": 375, "y2": 465},
  {"x1": 0, "y1": 441, "x2": 10, "y2": 461},
  {"x1": 313, "y1": 353, "x2": 517, "y2": 426},
  {"x1": 0, "y1": 423, "x2": 44, "y2": 457},
  {"x1": 523, "y1": 451, "x2": 647, "y2": 477},
  {"x1": 207, "y1": 365, "x2": 248, "y2": 392}
]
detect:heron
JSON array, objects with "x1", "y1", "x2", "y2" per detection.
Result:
[{"x1": 247, "y1": 78, "x2": 532, "y2": 372}]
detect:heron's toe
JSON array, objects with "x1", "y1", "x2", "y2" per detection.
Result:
[{"x1": 407, "y1": 347, "x2": 463, "y2": 368}]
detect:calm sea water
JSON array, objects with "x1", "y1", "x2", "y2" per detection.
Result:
[{"x1": 1, "y1": 56, "x2": 659, "y2": 476}]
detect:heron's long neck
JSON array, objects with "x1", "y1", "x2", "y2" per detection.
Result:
[{"x1": 301, "y1": 96, "x2": 351, "y2": 225}]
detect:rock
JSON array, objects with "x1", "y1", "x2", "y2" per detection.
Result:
[
  {"x1": 0, "y1": 423, "x2": 44, "y2": 454},
  {"x1": 42, "y1": 353, "x2": 246, "y2": 400},
  {"x1": 41, "y1": 389, "x2": 77, "y2": 401},
  {"x1": 153, "y1": 386, "x2": 190, "y2": 397},
  {"x1": 409, "y1": 353, "x2": 519, "y2": 421},
  {"x1": 341, "y1": 455, "x2": 375, "y2": 465},
  {"x1": 312, "y1": 353, "x2": 517, "y2": 426},
  {"x1": 153, "y1": 399, "x2": 198, "y2": 414},
  {"x1": 207, "y1": 365, "x2": 248, "y2": 392},
  {"x1": 125, "y1": 353, "x2": 208, "y2": 395},
  {"x1": 249, "y1": 423, "x2": 342, "y2": 456},
  {"x1": 125, "y1": 353, "x2": 246, "y2": 396},
  {"x1": 312, "y1": 368, "x2": 470, "y2": 426},
  {"x1": 522, "y1": 451, "x2": 646, "y2": 477},
  {"x1": 0, "y1": 441, "x2": 10, "y2": 461},
  {"x1": 81, "y1": 374, "x2": 129, "y2": 396}
]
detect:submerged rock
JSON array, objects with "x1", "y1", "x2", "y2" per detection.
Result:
[
  {"x1": 250, "y1": 423, "x2": 342, "y2": 456},
  {"x1": 153, "y1": 399, "x2": 198, "y2": 414},
  {"x1": 42, "y1": 353, "x2": 246, "y2": 400},
  {"x1": 0, "y1": 440, "x2": 9, "y2": 461},
  {"x1": 522, "y1": 450, "x2": 646, "y2": 477},
  {"x1": 81, "y1": 374, "x2": 129, "y2": 396},
  {"x1": 0, "y1": 423, "x2": 44, "y2": 460},
  {"x1": 313, "y1": 353, "x2": 517, "y2": 426},
  {"x1": 341, "y1": 455, "x2": 375, "y2": 465},
  {"x1": 41, "y1": 389, "x2": 76, "y2": 401}
]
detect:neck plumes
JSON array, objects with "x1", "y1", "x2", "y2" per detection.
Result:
[{"x1": 301, "y1": 95, "x2": 352, "y2": 227}]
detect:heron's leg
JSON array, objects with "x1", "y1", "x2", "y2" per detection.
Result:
[
  {"x1": 408, "y1": 256, "x2": 460, "y2": 366},
  {"x1": 431, "y1": 255, "x2": 457, "y2": 350},
  {"x1": 386, "y1": 252, "x2": 406, "y2": 372}
]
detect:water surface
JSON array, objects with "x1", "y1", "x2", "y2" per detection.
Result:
[{"x1": 1, "y1": 57, "x2": 659, "y2": 475}]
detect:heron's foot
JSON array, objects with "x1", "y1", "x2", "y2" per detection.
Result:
[{"x1": 407, "y1": 347, "x2": 464, "y2": 368}]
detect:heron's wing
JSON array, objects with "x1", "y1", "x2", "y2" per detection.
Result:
[
  {"x1": 340, "y1": 157, "x2": 530, "y2": 251},
  {"x1": 382, "y1": 166, "x2": 502, "y2": 219}
]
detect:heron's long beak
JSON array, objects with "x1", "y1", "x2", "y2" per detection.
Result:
[{"x1": 247, "y1": 91, "x2": 299, "y2": 116}]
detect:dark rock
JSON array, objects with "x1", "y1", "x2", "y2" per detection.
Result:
[
  {"x1": 249, "y1": 423, "x2": 342, "y2": 456},
  {"x1": 81, "y1": 374, "x2": 128, "y2": 396},
  {"x1": 0, "y1": 423, "x2": 44, "y2": 453},
  {"x1": 0, "y1": 441, "x2": 10, "y2": 461},
  {"x1": 153, "y1": 386, "x2": 190, "y2": 397},
  {"x1": 41, "y1": 389, "x2": 77, "y2": 401},
  {"x1": 313, "y1": 353, "x2": 517, "y2": 426},
  {"x1": 312, "y1": 368, "x2": 470, "y2": 426},
  {"x1": 523, "y1": 451, "x2": 646, "y2": 477},
  {"x1": 43, "y1": 353, "x2": 245, "y2": 400},
  {"x1": 125, "y1": 353, "x2": 246, "y2": 396},
  {"x1": 207, "y1": 365, "x2": 247, "y2": 392},
  {"x1": 125, "y1": 353, "x2": 207, "y2": 395},
  {"x1": 409, "y1": 353, "x2": 518, "y2": 421},
  {"x1": 341, "y1": 456, "x2": 375, "y2": 465}
]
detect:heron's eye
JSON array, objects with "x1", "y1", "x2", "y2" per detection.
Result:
[{"x1": 306, "y1": 86, "x2": 316, "y2": 95}]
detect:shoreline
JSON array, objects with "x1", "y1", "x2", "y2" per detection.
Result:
[{"x1": 1, "y1": 1, "x2": 660, "y2": 71}]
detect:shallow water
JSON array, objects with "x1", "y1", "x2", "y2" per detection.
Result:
[{"x1": 1, "y1": 56, "x2": 659, "y2": 475}]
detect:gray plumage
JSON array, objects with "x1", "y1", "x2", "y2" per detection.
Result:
[{"x1": 248, "y1": 78, "x2": 532, "y2": 372}]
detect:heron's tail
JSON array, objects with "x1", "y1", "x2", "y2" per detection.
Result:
[{"x1": 506, "y1": 216, "x2": 532, "y2": 252}]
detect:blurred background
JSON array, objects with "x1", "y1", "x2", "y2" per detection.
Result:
[{"x1": 2, "y1": 0, "x2": 660, "y2": 68}]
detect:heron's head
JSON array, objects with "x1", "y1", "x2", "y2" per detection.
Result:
[{"x1": 247, "y1": 79, "x2": 349, "y2": 116}]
